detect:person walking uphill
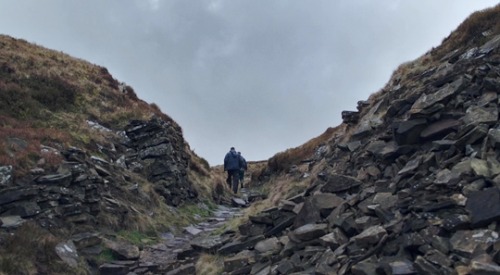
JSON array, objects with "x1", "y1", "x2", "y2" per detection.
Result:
[
  {"x1": 224, "y1": 147, "x2": 243, "y2": 194},
  {"x1": 238, "y1": 152, "x2": 247, "y2": 189}
]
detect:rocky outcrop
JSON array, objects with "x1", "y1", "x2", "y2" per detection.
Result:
[
  {"x1": 0, "y1": 115, "x2": 202, "y2": 273},
  {"x1": 0, "y1": 34, "x2": 209, "y2": 274},
  {"x1": 0, "y1": 147, "x2": 109, "y2": 230},
  {"x1": 124, "y1": 116, "x2": 197, "y2": 206},
  {"x1": 207, "y1": 33, "x2": 500, "y2": 274},
  {"x1": 0, "y1": 116, "x2": 197, "y2": 230}
]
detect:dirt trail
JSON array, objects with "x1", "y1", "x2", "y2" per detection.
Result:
[{"x1": 136, "y1": 187, "x2": 251, "y2": 273}]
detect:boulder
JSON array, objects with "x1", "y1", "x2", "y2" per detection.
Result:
[
  {"x1": 254, "y1": 237, "x2": 282, "y2": 254},
  {"x1": 103, "y1": 239, "x2": 140, "y2": 260},
  {"x1": 320, "y1": 174, "x2": 362, "y2": 193},
  {"x1": 291, "y1": 223, "x2": 328, "y2": 242}
]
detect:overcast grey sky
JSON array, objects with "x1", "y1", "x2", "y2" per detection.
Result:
[{"x1": 0, "y1": 1, "x2": 497, "y2": 165}]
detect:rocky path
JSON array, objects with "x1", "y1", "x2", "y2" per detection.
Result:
[{"x1": 124, "y1": 187, "x2": 252, "y2": 274}]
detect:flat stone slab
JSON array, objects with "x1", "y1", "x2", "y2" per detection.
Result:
[
  {"x1": 292, "y1": 223, "x2": 328, "y2": 241},
  {"x1": 103, "y1": 239, "x2": 140, "y2": 260},
  {"x1": 466, "y1": 188, "x2": 500, "y2": 228},
  {"x1": 190, "y1": 235, "x2": 224, "y2": 253},
  {"x1": 410, "y1": 77, "x2": 466, "y2": 114},
  {"x1": 312, "y1": 193, "x2": 345, "y2": 213},
  {"x1": 319, "y1": 228, "x2": 348, "y2": 250},
  {"x1": 352, "y1": 225, "x2": 387, "y2": 248},
  {"x1": 463, "y1": 105, "x2": 498, "y2": 126},
  {"x1": 184, "y1": 225, "x2": 203, "y2": 236},
  {"x1": 320, "y1": 174, "x2": 362, "y2": 193},
  {"x1": 420, "y1": 119, "x2": 460, "y2": 140},
  {"x1": 0, "y1": 215, "x2": 25, "y2": 228},
  {"x1": 55, "y1": 241, "x2": 79, "y2": 268},
  {"x1": 232, "y1": 198, "x2": 247, "y2": 207},
  {"x1": 218, "y1": 235, "x2": 264, "y2": 255},
  {"x1": 450, "y1": 229, "x2": 499, "y2": 257},
  {"x1": 254, "y1": 237, "x2": 282, "y2": 254},
  {"x1": 265, "y1": 215, "x2": 294, "y2": 237},
  {"x1": 35, "y1": 172, "x2": 72, "y2": 186}
]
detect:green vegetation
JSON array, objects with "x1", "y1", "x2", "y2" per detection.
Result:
[
  {"x1": 117, "y1": 230, "x2": 157, "y2": 247},
  {"x1": 96, "y1": 249, "x2": 117, "y2": 263},
  {"x1": 178, "y1": 202, "x2": 214, "y2": 220}
]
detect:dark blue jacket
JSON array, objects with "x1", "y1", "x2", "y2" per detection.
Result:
[{"x1": 224, "y1": 150, "x2": 240, "y2": 171}]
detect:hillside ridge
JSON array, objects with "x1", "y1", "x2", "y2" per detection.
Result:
[
  {"x1": 0, "y1": 33, "x2": 218, "y2": 274},
  {"x1": 1, "y1": 4, "x2": 500, "y2": 274},
  {"x1": 202, "y1": 4, "x2": 500, "y2": 274}
]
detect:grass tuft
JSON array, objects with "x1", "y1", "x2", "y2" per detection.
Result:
[{"x1": 195, "y1": 254, "x2": 224, "y2": 275}]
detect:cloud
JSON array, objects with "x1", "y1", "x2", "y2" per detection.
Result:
[{"x1": 0, "y1": 0, "x2": 497, "y2": 165}]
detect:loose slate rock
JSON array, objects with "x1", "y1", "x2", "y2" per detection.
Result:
[
  {"x1": 99, "y1": 263, "x2": 129, "y2": 275},
  {"x1": 0, "y1": 215, "x2": 25, "y2": 228},
  {"x1": 35, "y1": 173, "x2": 72, "y2": 186},
  {"x1": 294, "y1": 197, "x2": 321, "y2": 228},
  {"x1": 463, "y1": 105, "x2": 498, "y2": 126},
  {"x1": 292, "y1": 223, "x2": 328, "y2": 241},
  {"x1": 410, "y1": 77, "x2": 466, "y2": 114},
  {"x1": 320, "y1": 228, "x2": 348, "y2": 250},
  {"x1": 232, "y1": 197, "x2": 247, "y2": 207},
  {"x1": 55, "y1": 241, "x2": 79, "y2": 268},
  {"x1": 254, "y1": 237, "x2": 282, "y2": 254},
  {"x1": 103, "y1": 239, "x2": 140, "y2": 260},
  {"x1": 190, "y1": 235, "x2": 225, "y2": 253},
  {"x1": 380, "y1": 259, "x2": 416, "y2": 275},
  {"x1": 450, "y1": 229, "x2": 499, "y2": 258},
  {"x1": 392, "y1": 119, "x2": 427, "y2": 145},
  {"x1": 465, "y1": 188, "x2": 500, "y2": 228},
  {"x1": 351, "y1": 225, "x2": 387, "y2": 248},
  {"x1": 469, "y1": 260, "x2": 500, "y2": 274},
  {"x1": 320, "y1": 174, "x2": 362, "y2": 193},
  {"x1": 224, "y1": 250, "x2": 255, "y2": 272},
  {"x1": 420, "y1": 118, "x2": 460, "y2": 140},
  {"x1": 165, "y1": 263, "x2": 195, "y2": 275}
]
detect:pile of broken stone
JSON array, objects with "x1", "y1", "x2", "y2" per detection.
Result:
[{"x1": 206, "y1": 34, "x2": 500, "y2": 275}]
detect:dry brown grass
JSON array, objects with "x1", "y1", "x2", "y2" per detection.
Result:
[
  {"x1": 195, "y1": 254, "x2": 224, "y2": 274},
  {"x1": 367, "y1": 4, "x2": 500, "y2": 107},
  {"x1": 0, "y1": 35, "x2": 188, "y2": 179},
  {"x1": 216, "y1": 172, "x2": 312, "y2": 235},
  {"x1": 187, "y1": 150, "x2": 234, "y2": 206},
  {"x1": 0, "y1": 115, "x2": 69, "y2": 175},
  {"x1": 94, "y1": 172, "x2": 190, "y2": 235},
  {"x1": 189, "y1": 151, "x2": 211, "y2": 177},
  {"x1": 0, "y1": 32, "x2": 216, "y2": 221},
  {"x1": 0, "y1": 221, "x2": 87, "y2": 274},
  {"x1": 267, "y1": 125, "x2": 343, "y2": 173},
  {"x1": 433, "y1": 4, "x2": 500, "y2": 60},
  {"x1": 0, "y1": 34, "x2": 231, "y2": 274}
]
